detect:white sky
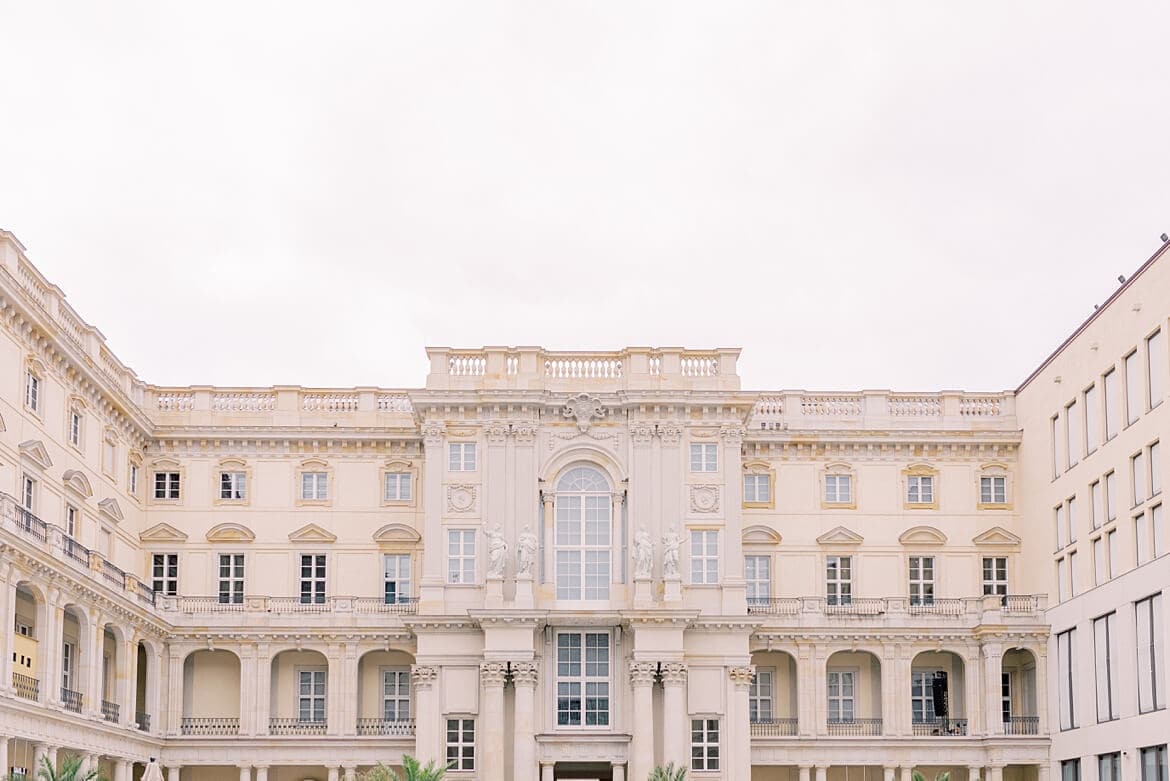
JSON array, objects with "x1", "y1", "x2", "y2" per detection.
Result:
[{"x1": 2, "y1": 2, "x2": 1168, "y2": 393}]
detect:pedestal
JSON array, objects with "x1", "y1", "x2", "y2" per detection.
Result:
[
  {"x1": 514, "y1": 576, "x2": 534, "y2": 609},
  {"x1": 485, "y1": 577, "x2": 504, "y2": 608},
  {"x1": 663, "y1": 575, "x2": 682, "y2": 603},
  {"x1": 633, "y1": 577, "x2": 653, "y2": 608}
]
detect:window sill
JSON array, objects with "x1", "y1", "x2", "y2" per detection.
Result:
[{"x1": 977, "y1": 503, "x2": 1012, "y2": 511}]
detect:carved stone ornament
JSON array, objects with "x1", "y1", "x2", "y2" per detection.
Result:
[
  {"x1": 411, "y1": 665, "x2": 438, "y2": 689},
  {"x1": 512, "y1": 422, "x2": 538, "y2": 444},
  {"x1": 658, "y1": 423, "x2": 683, "y2": 445},
  {"x1": 480, "y1": 661, "x2": 509, "y2": 686},
  {"x1": 511, "y1": 661, "x2": 540, "y2": 687},
  {"x1": 719, "y1": 425, "x2": 746, "y2": 445},
  {"x1": 629, "y1": 422, "x2": 655, "y2": 446},
  {"x1": 629, "y1": 661, "x2": 658, "y2": 686},
  {"x1": 421, "y1": 421, "x2": 446, "y2": 446},
  {"x1": 485, "y1": 421, "x2": 509, "y2": 444},
  {"x1": 690, "y1": 485, "x2": 720, "y2": 513},
  {"x1": 562, "y1": 393, "x2": 606, "y2": 433},
  {"x1": 660, "y1": 662, "x2": 688, "y2": 686},
  {"x1": 729, "y1": 665, "x2": 756, "y2": 688},
  {"x1": 446, "y1": 484, "x2": 477, "y2": 513}
]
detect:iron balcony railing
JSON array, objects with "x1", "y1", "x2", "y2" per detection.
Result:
[
  {"x1": 356, "y1": 718, "x2": 416, "y2": 736},
  {"x1": 269, "y1": 718, "x2": 327, "y2": 736},
  {"x1": 826, "y1": 718, "x2": 882, "y2": 736},
  {"x1": 1003, "y1": 715, "x2": 1040, "y2": 735},
  {"x1": 62, "y1": 535, "x2": 90, "y2": 566},
  {"x1": 101, "y1": 700, "x2": 120, "y2": 723},
  {"x1": 912, "y1": 718, "x2": 968, "y2": 736},
  {"x1": 180, "y1": 717, "x2": 240, "y2": 735},
  {"x1": 750, "y1": 718, "x2": 798, "y2": 737},
  {"x1": 61, "y1": 688, "x2": 83, "y2": 713},
  {"x1": 14, "y1": 505, "x2": 47, "y2": 542},
  {"x1": 136, "y1": 711, "x2": 151, "y2": 731},
  {"x1": 13, "y1": 673, "x2": 39, "y2": 701}
]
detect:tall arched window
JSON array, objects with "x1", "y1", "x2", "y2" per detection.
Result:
[{"x1": 555, "y1": 465, "x2": 612, "y2": 600}]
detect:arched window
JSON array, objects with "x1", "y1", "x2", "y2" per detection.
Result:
[{"x1": 555, "y1": 465, "x2": 612, "y2": 600}]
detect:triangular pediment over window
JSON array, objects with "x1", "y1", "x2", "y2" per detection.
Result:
[
  {"x1": 288, "y1": 523, "x2": 337, "y2": 543},
  {"x1": 98, "y1": 497, "x2": 124, "y2": 523},
  {"x1": 140, "y1": 522, "x2": 189, "y2": 543},
  {"x1": 372, "y1": 523, "x2": 422, "y2": 544},
  {"x1": 742, "y1": 525, "x2": 782, "y2": 545},
  {"x1": 62, "y1": 469, "x2": 94, "y2": 498},
  {"x1": 817, "y1": 526, "x2": 864, "y2": 545},
  {"x1": 19, "y1": 440, "x2": 53, "y2": 470},
  {"x1": 972, "y1": 526, "x2": 1021, "y2": 548},
  {"x1": 899, "y1": 525, "x2": 948, "y2": 546},
  {"x1": 206, "y1": 523, "x2": 256, "y2": 543}
]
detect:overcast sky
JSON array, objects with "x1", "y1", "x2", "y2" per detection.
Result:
[{"x1": 2, "y1": 2, "x2": 1168, "y2": 393}]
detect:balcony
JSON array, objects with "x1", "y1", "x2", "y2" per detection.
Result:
[
  {"x1": 826, "y1": 718, "x2": 882, "y2": 736},
  {"x1": 1003, "y1": 716, "x2": 1040, "y2": 735},
  {"x1": 750, "y1": 718, "x2": 798, "y2": 737},
  {"x1": 270, "y1": 718, "x2": 327, "y2": 736},
  {"x1": 13, "y1": 673, "x2": 39, "y2": 701},
  {"x1": 747, "y1": 598, "x2": 800, "y2": 616},
  {"x1": 101, "y1": 700, "x2": 120, "y2": 723},
  {"x1": 61, "y1": 688, "x2": 83, "y2": 713},
  {"x1": 158, "y1": 595, "x2": 420, "y2": 616},
  {"x1": 750, "y1": 594, "x2": 1047, "y2": 629},
  {"x1": 912, "y1": 718, "x2": 968, "y2": 736},
  {"x1": 180, "y1": 717, "x2": 240, "y2": 736},
  {"x1": 357, "y1": 718, "x2": 416, "y2": 736}
]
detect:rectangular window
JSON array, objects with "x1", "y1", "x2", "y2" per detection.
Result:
[
  {"x1": 907, "y1": 475, "x2": 934, "y2": 505},
  {"x1": 690, "y1": 530, "x2": 719, "y2": 584},
  {"x1": 383, "y1": 554, "x2": 411, "y2": 603},
  {"x1": 1149, "y1": 329, "x2": 1165, "y2": 409},
  {"x1": 129, "y1": 463, "x2": 139, "y2": 495},
  {"x1": 1069, "y1": 550, "x2": 1079, "y2": 596},
  {"x1": 1062, "y1": 760, "x2": 1081, "y2": 781},
  {"x1": 217, "y1": 554, "x2": 244, "y2": 604},
  {"x1": 1068, "y1": 497, "x2": 1078, "y2": 543},
  {"x1": 690, "y1": 719, "x2": 720, "y2": 771},
  {"x1": 61, "y1": 642, "x2": 74, "y2": 689},
  {"x1": 1106, "y1": 471, "x2": 1117, "y2": 520},
  {"x1": 25, "y1": 371, "x2": 40, "y2": 412},
  {"x1": 555, "y1": 631, "x2": 610, "y2": 727},
  {"x1": 69, "y1": 411, "x2": 82, "y2": 447},
  {"x1": 102, "y1": 439, "x2": 116, "y2": 476},
  {"x1": 445, "y1": 718, "x2": 475, "y2": 771},
  {"x1": 827, "y1": 670, "x2": 855, "y2": 721},
  {"x1": 1152, "y1": 441, "x2": 1162, "y2": 496},
  {"x1": 908, "y1": 556, "x2": 934, "y2": 606},
  {"x1": 65, "y1": 504, "x2": 78, "y2": 537},
  {"x1": 297, "y1": 669, "x2": 326, "y2": 722},
  {"x1": 382, "y1": 669, "x2": 410, "y2": 721},
  {"x1": 1093, "y1": 537, "x2": 1107, "y2": 585},
  {"x1": 1154, "y1": 504, "x2": 1165, "y2": 557},
  {"x1": 1091, "y1": 480, "x2": 1103, "y2": 530},
  {"x1": 1001, "y1": 672, "x2": 1012, "y2": 722},
  {"x1": 1057, "y1": 629, "x2": 1076, "y2": 729},
  {"x1": 1127, "y1": 350, "x2": 1142, "y2": 425},
  {"x1": 911, "y1": 670, "x2": 940, "y2": 723},
  {"x1": 690, "y1": 443, "x2": 718, "y2": 472},
  {"x1": 1099, "y1": 753, "x2": 1121, "y2": 781},
  {"x1": 1066, "y1": 400, "x2": 1080, "y2": 466},
  {"x1": 1055, "y1": 504, "x2": 1069, "y2": 549},
  {"x1": 824, "y1": 474, "x2": 853, "y2": 504},
  {"x1": 555, "y1": 492, "x2": 612, "y2": 600},
  {"x1": 1094, "y1": 612, "x2": 1119, "y2": 721},
  {"x1": 219, "y1": 471, "x2": 246, "y2": 500},
  {"x1": 744, "y1": 473, "x2": 770, "y2": 503},
  {"x1": 301, "y1": 472, "x2": 328, "y2": 500},
  {"x1": 1052, "y1": 414, "x2": 1061, "y2": 478},
  {"x1": 1136, "y1": 593, "x2": 1165, "y2": 713},
  {"x1": 1107, "y1": 529, "x2": 1119, "y2": 578},
  {"x1": 1137, "y1": 512, "x2": 1151, "y2": 565},
  {"x1": 384, "y1": 472, "x2": 412, "y2": 501},
  {"x1": 981, "y1": 475, "x2": 1007, "y2": 505},
  {"x1": 745, "y1": 555, "x2": 771, "y2": 604},
  {"x1": 299, "y1": 554, "x2": 327, "y2": 604},
  {"x1": 983, "y1": 557, "x2": 1008, "y2": 596},
  {"x1": 1057, "y1": 557, "x2": 1069, "y2": 602},
  {"x1": 826, "y1": 556, "x2": 852, "y2": 606},
  {"x1": 21, "y1": 474, "x2": 35, "y2": 511},
  {"x1": 749, "y1": 669, "x2": 774, "y2": 722},
  {"x1": 1105, "y1": 368, "x2": 1121, "y2": 439},
  {"x1": 153, "y1": 472, "x2": 180, "y2": 500},
  {"x1": 1086, "y1": 384, "x2": 1101, "y2": 453},
  {"x1": 1141, "y1": 745, "x2": 1167, "y2": 781},
  {"x1": 152, "y1": 553, "x2": 179, "y2": 596},
  {"x1": 1135, "y1": 450, "x2": 1148, "y2": 505},
  {"x1": 448, "y1": 443, "x2": 476, "y2": 471},
  {"x1": 447, "y1": 530, "x2": 476, "y2": 584}
]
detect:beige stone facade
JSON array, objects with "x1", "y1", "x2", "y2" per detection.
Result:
[{"x1": 0, "y1": 227, "x2": 1165, "y2": 781}]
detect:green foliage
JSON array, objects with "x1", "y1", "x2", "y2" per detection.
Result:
[
  {"x1": 359, "y1": 757, "x2": 449, "y2": 781},
  {"x1": 648, "y1": 763, "x2": 688, "y2": 781},
  {"x1": 912, "y1": 771, "x2": 951, "y2": 781},
  {"x1": 22, "y1": 755, "x2": 105, "y2": 781}
]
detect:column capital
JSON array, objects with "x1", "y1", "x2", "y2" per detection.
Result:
[
  {"x1": 629, "y1": 661, "x2": 657, "y2": 686},
  {"x1": 485, "y1": 421, "x2": 509, "y2": 444},
  {"x1": 511, "y1": 661, "x2": 539, "y2": 687},
  {"x1": 421, "y1": 421, "x2": 446, "y2": 446},
  {"x1": 411, "y1": 665, "x2": 438, "y2": 689},
  {"x1": 512, "y1": 421, "x2": 538, "y2": 444},
  {"x1": 658, "y1": 423, "x2": 682, "y2": 445},
  {"x1": 660, "y1": 662, "x2": 687, "y2": 686},
  {"x1": 630, "y1": 422, "x2": 655, "y2": 446},
  {"x1": 719, "y1": 425, "x2": 745, "y2": 445},
  {"x1": 480, "y1": 661, "x2": 509, "y2": 687},
  {"x1": 729, "y1": 665, "x2": 755, "y2": 689}
]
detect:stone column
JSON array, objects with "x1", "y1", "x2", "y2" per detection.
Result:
[
  {"x1": 118, "y1": 637, "x2": 136, "y2": 726},
  {"x1": 796, "y1": 646, "x2": 815, "y2": 737},
  {"x1": 963, "y1": 647, "x2": 982, "y2": 735},
  {"x1": 982, "y1": 643, "x2": 1004, "y2": 735},
  {"x1": 661, "y1": 663, "x2": 688, "y2": 771},
  {"x1": 728, "y1": 666, "x2": 755, "y2": 781},
  {"x1": 799, "y1": 766, "x2": 811, "y2": 781},
  {"x1": 342, "y1": 767, "x2": 355, "y2": 781},
  {"x1": 540, "y1": 765, "x2": 554, "y2": 781},
  {"x1": 1037, "y1": 763, "x2": 1050, "y2": 781},
  {"x1": 326, "y1": 767, "x2": 339, "y2": 781},
  {"x1": 238, "y1": 643, "x2": 257, "y2": 734},
  {"x1": 84, "y1": 612, "x2": 104, "y2": 717},
  {"x1": 0, "y1": 735, "x2": 8, "y2": 780},
  {"x1": 1033, "y1": 645, "x2": 1050, "y2": 735},
  {"x1": 256, "y1": 767, "x2": 269, "y2": 781},
  {"x1": 988, "y1": 766, "x2": 1004, "y2": 781},
  {"x1": 879, "y1": 644, "x2": 900, "y2": 735},
  {"x1": 42, "y1": 592, "x2": 63, "y2": 706},
  {"x1": 411, "y1": 666, "x2": 439, "y2": 766},
  {"x1": 0, "y1": 566, "x2": 18, "y2": 694},
  {"x1": 115, "y1": 760, "x2": 131, "y2": 781},
  {"x1": 901, "y1": 766, "x2": 914, "y2": 781},
  {"x1": 166, "y1": 648, "x2": 184, "y2": 736},
  {"x1": 884, "y1": 768, "x2": 897, "y2": 781},
  {"x1": 31, "y1": 744, "x2": 47, "y2": 776},
  {"x1": 628, "y1": 662, "x2": 657, "y2": 781},
  {"x1": 327, "y1": 642, "x2": 344, "y2": 735},
  {"x1": 238, "y1": 766, "x2": 251, "y2": 781},
  {"x1": 255, "y1": 644, "x2": 273, "y2": 735},
  {"x1": 166, "y1": 767, "x2": 180, "y2": 781},
  {"x1": 816, "y1": 766, "x2": 828, "y2": 781},
  {"x1": 968, "y1": 767, "x2": 982, "y2": 781},
  {"x1": 512, "y1": 661, "x2": 539, "y2": 781},
  {"x1": 612, "y1": 764, "x2": 626, "y2": 781},
  {"x1": 479, "y1": 662, "x2": 508, "y2": 781},
  {"x1": 813, "y1": 647, "x2": 829, "y2": 736}
]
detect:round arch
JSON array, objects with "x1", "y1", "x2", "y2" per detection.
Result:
[{"x1": 540, "y1": 445, "x2": 627, "y2": 487}]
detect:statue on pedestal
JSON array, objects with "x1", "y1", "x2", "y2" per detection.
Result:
[
  {"x1": 516, "y1": 525, "x2": 538, "y2": 579},
  {"x1": 662, "y1": 527, "x2": 683, "y2": 578},
  {"x1": 486, "y1": 523, "x2": 508, "y2": 578},
  {"x1": 632, "y1": 526, "x2": 653, "y2": 579}
]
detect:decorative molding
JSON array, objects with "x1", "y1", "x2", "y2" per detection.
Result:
[
  {"x1": 628, "y1": 661, "x2": 657, "y2": 686},
  {"x1": 18, "y1": 439, "x2": 53, "y2": 470},
  {"x1": 511, "y1": 421, "x2": 538, "y2": 444},
  {"x1": 898, "y1": 525, "x2": 948, "y2": 546},
  {"x1": 420, "y1": 421, "x2": 446, "y2": 446},
  {"x1": 446, "y1": 484, "x2": 478, "y2": 513},
  {"x1": 689, "y1": 485, "x2": 720, "y2": 513},
  {"x1": 206, "y1": 522, "x2": 256, "y2": 543},
  {"x1": 510, "y1": 660, "x2": 539, "y2": 687},
  {"x1": 562, "y1": 393, "x2": 606, "y2": 433},
  {"x1": 372, "y1": 522, "x2": 422, "y2": 544},
  {"x1": 61, "y1": 469, "x2": 94, "y2": 498},
  {"x1": 729, "y1": 665, "x2": 756, "y2": 688},
  {"x1": 658, "y1": 423, "x2": 683, "y2": 446},
  {"x1": 629, "y1": 422, "x2": 655, "y2": 446},
  {"x1": 479, "y1": 660, "x2": 509, "y2": 686},
  {"x1": 972, "y1": 526, "x2": 1022, "y2": 548},
  {"x1": 287, "y1": 522, "x2": 337, "y2": 544},
  {"x1": 139, "y1": 522, "x2": 189, "y2": 543},
  {"x1": 660, "y1": 662, "x2": 688, "y2": 686},
  {"x1": 719, "y1": 425, "x2": 745, "y2": 445},
  {"x1": 411, "y1": 665, "x2": 438, "y2": 689},
  {"x1": 816, "y1": 526, "x2": 864, "y2": 546},
  {"x1": 742, "y1": 525, "x2": 782, "y2": 545},
  {"x1": 97, "y1": 497, "x2": 124, "y2": 523},
  {"x1": 485, "y1": 420, "x2": 510, "y2": 444}
]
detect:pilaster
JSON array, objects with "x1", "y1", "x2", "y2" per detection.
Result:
[
  {"x1": 728, "y1": 666, "x2": 754, "y2": 781},
  {"x1": 512, "y1": 661, "x2": 539, "y2": 781},
  {"x1": 419, "y1": 421, "x2": 446, "y2": 608},
  {"x1": 628, "y1": 661, "x2": 657, "y2": 781},
  {"x1": 479, "y1": 661, "x2": 508, "y2": 781},
  {"x1": 411, "y1": 665, "x2": 439, "y2": 766},
  {"x1": 660, "y1": 662, "x2": 688, "y2": 771}
]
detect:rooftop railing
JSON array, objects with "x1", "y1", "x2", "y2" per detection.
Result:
[{"x1": 750, "y1": 390, "x2": 1016, "y2": 431}]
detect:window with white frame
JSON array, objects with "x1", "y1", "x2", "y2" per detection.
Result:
[
  {"x1": 690, "y1": 719, "x2": 720, "y2": 771},
  {"x1": 217, "y1": 553, "x2": 244, "y2": 604},
  {"x1": 301, "y1": 471, "x2": 328, "y2": 500},
  {"x1": 25, "y1": 370, "x2": 40, "y2": 413},
  {"x1": 299, "y1": 554, "x2": 327, "y2": 603},
  {"x1": 297, "y1": 669, "x2": 326, "y2": 722},
  {"x1": 749, "y1": 668, "x2": 773, "y2": 721},
  {"x1": 1126, "y1": 350, "x2": 1142, "y2": 425},
  {"x1": 911, "y1": 670, "x2": 940, "y2": 723},
  {"x1": 1149, "y1": 328, "x2": 1165, "y2": 409},
  {"x1": 1094, "y1": 611, "x2": 1119, "y2": 722},
  {"x1": 690, "y1": 530, "x2": 719, "y2": 584},
  {"x1": 1091, "y1": 480, "x2": 1103, "y2": 529},
  {"x1": 1106, "y1": 471, "x2": 1117, "y2": 521},
  {"x1": 384, "y1": 471, "x2": 412, "y2": 502},
  {"x1": 1136, "y1": 593, "x2": 1165, "y2": 713},
  {"x1": 1104, "y1": 367, "x2": 1121, "y2": 439},
  {"x1": 1001, "y1": 672, "x2": 1012, "y2": 721},
  {"x1": 1140, "y1": 746, "x2": 1166, "y2": 781},
  {"x1": 61, "y1": 641, "x2": 74, "y2": 689},
  {"x1": 554, "y1": 466, "x2": 611, "y2": 600},
  {"x1": 555, "y1": 631, "x2": 610, "y2": 727},
  {"x1": 981, "y1": 475, "x2": 1007, "y2": 505},
  {"x1": 448, "y1": 443, "x2": 476, "y2": 471},
  {"x1": 153, "y1": 471, "x2": 180, "y2": 500},
  {"x1": 1086, "y1": 383, "x2": 1101, "y2": 453},
  {"x1": 983, "y1": 557, "x2": 1008, "y2": 596},
  {"x1": 826, "y1": 556, "x2": 852, "y2": 606},
  {"x1": 690, "y1": 443, "x2": 718, "y2": 472},
  {"x1": 128, "y1": 462, "x2": 139, "y2": 495},
  {"x1": 152, "y1": 553, "x2": 178, "y2": 596},
  {"x1": 744, "y1": 473, "x2": 770, "y2": 504},
  {"x1": 745, "y1": 555, "x2": 771, "y2": 604},
  {"x1": 1066, "y1": 399, "x2": 1080, "y2": 466},
  {"x1": 1099, "y1": 753, "x2": 1121, "y2": 781},
  {"x1": 447, "y1": 529, "x2": 476, "y2": 584},
  {"x1": 908, "y1": 556, "x2": 934, "y2": 606},
  {"x1": 383, "y1": 554, "x2": 411, "y2": 603},
  {"x1": 907, "y1": 474, "x2": 934, "y2": 505},
  {"x1": 69, "y1": 410, "x2": 83, "y2": 448},
  {"x1": 827, "y1": 670, "x2": 855, "y2": 721},
  {"x1": 382, "y1": 669, "x2": 410, "y2": 721},
  {"x1": 65, "y1": 504, "x2": 78, "y2": 538},
  {"x1": 21, "y1": 474, "x2": 35, "y2": 511},
  {"x1": 1069, "y1": 549, "x2": 1079, "y2": 596},
  {"x1": 1057, "y1": 628, "x2": 1077, "y2": 729},
  {"x1": 220, "y1": 471, "x2": 246, "y2": 500},
  {"x1": 824, "y1": 473, "x2": 853, "y2": 504},
  {"x1": 445, "y1": 718, "x2": 475, "y2": 771}
]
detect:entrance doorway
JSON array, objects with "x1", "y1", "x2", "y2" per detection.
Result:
[{"x1": 552, "y1": 762, "x2": 616, "y2": 780}]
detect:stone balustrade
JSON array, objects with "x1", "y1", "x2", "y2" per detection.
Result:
[{"x1": 749, "y1": 389, "x2": 1016, "y2": 431}]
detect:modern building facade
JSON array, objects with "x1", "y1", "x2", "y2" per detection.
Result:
[{"x1": 0, "y1": 227, "x2": 1164, "y2": 781}]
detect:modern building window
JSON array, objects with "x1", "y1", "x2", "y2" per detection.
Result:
[
  {"x1": 554, "y1": 466, "x2": 612, "y2": 600},
  {"x1": 749, "y1": 669, "x2": 773, "y2": 721},
  {"x1": 911, "y1": 670, "x2": 939, "y2": 723},
  {"x1": 1152, "y1": 441, "x2": 1162, "y2": 496},
  {"x1": 1134, "y1": 450, "x2": 1148, "y2": 505},
  {"x1": 1055, "y1": 557, "x2": 1067, "y2": 602},
  {"x1": 1099, "y1": 753, "x2": 1121, "y2": 781},
  {"x1": 1051, "y1": 414, "x2": 1061, "y2": 477},
  {"x1": 1055, "y1": 503, "x2": 1069, "y2": 549},
  {"x1": 383, "y1": 554, "x2": 411, "y2": 604},
  {"x1": 1154, "y1": 504, "x2": 1165, "y2": 558},
  {"x1": 745, "y1": 555, "x2": 771, "y2": 604},
  {"x1": 907, "y1": 475, "x2": 934, "y2": 505},
  {"x1": 218, "y1": 554, "x2": 244, "y2": 604},
  {"x1": 1094, "y1": 612, "x2": 1119, "y2": 722},
  {"x1": 824, "y1": 474, "x2": 853, "y2": 504},
  {"x1": 299, "y1": 554, "x2": 327, "y2": 604},
  {"x1": 983, "y1": 557, "x2": 1008, "y2": 596},
  {"x1": 690, "y1": 719, "x2": 720, "y2": 771},
  {"x1": 1126, "y1": 350, "x2": 1142, "y2": 425},
  {"x1": 1106, "y1": 471, "x2": 1117, "y2": 520},
  {"x1": 1068, "y1": 497, "x2": 1078, "y2": 543},
  {"x1": 382, "y1": 669, "x2": 410, "y2": 721},
  {"x1": 1085, "y1": 384, "x2": 1101, "y2": 453},
  {"x1": 65, "y1": 505, "x2": 78, "y2": 538},
  {"x1": 384, "y1": 472, "x2": 412, "y2": 502},
  {"x1": 220, "y1": 471, "x2": 247, "y2": 500},
  {"x1": 908, "y1": 556, "x2": 934, "y2": 606},
  {"x1": 1136, "y1": 593, "x2": 1165, "y2": 713},
  {"x1": 1107, "y1": 529, "x2": 1119, "y2": 578},
  {"x1": 25, "y1": 370, "x2": 40, "y2": 413},
  {"x1": 744, "y1": 473, "x2": 771, "y2": 503},
  {"x1": 827, "y1": 671, "x2": 855, "y2": 721},
  {"x1": 297, "y1": 669, "x2": 326, "y2": 722},
  {"x1": 21, "y1": 474, "x2": 36, "y2": 511},
  {"x1": 826, "y1": 556, "x2": 852, "y2": 606},
  {"x1": 447, "y1": 530, "x2": 476, "y2": 584},
  {"x1": 1090, "y1": 480, "x2": 1103, "y2": 530},
  {"x1": 1069, "y1": 550, "x2": 1079, "y2": 596},
  {"x1": 981, "y1": 476, "x2": 1007, "y2": 505},
  {"x1": 1149, "y1": 328, "x2": 1165, "y2": 409},
  {"x1": 301, "y1": 472, "x2": 328, "y2": 500},
  {"x1": 152, "y1": 553, "x2": 178, "y2": 596},
  {"x1": 1066, "y1": 399, "x2": 1080, "y2": 466},
  {"x1": 153, "y1": 472, "x2": 180, "y2": 500},
  {"x1": 1062, "y1": 760, "x2": 1081, "y2": 781},
  {"x1": 1141, "y1": 745, "x2": 1167, "y2": 781},
  {"x1": 1057, "y1": 629, "x2": 1077, "y2": 729},
  {"x1": 555, "y1": 631, "x2": 610, "y2": 727},
  {"x1": 69, "y1": 410, "x2": 83, "y2": 447},
  {"x1": 690, "y1": 530, "x2": 719, "y2": 584},
  {"x1": 448, "y1": 443, "x2": 476, "y2": 471},
  {"x1": 690, "y1": 443, "x2": 718, "y2": 472},
  {"x1": 445, "y1": 718, "x2": 475, "y2": 771},
  {"x1": 1104, "y1": 368, "x2": 1120, "y2": 439},
  {"x1": 1137, "y1": 511, "x2": 1152, "y2": 565},
  {"x1": 1093, "y1": 537, "x2": 1107, "y2": 585}
]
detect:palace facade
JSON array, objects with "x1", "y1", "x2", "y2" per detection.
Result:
[{"x1": 0, "y1": 228, "x2": 1165, "y2": 781}]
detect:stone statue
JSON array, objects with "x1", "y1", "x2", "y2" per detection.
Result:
[
  {"x1": 486, "y1": 523, "x2": 508, "y2": 579},
  {"x1": 662, "y1": 527, "x2": 683, "y2": 578},
  {"x1": 632, "y1": 525, "x2": 653, "y2": 579},
  {"x1": 516, "y1": 525, "x2": 538, "y2": 579}
]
